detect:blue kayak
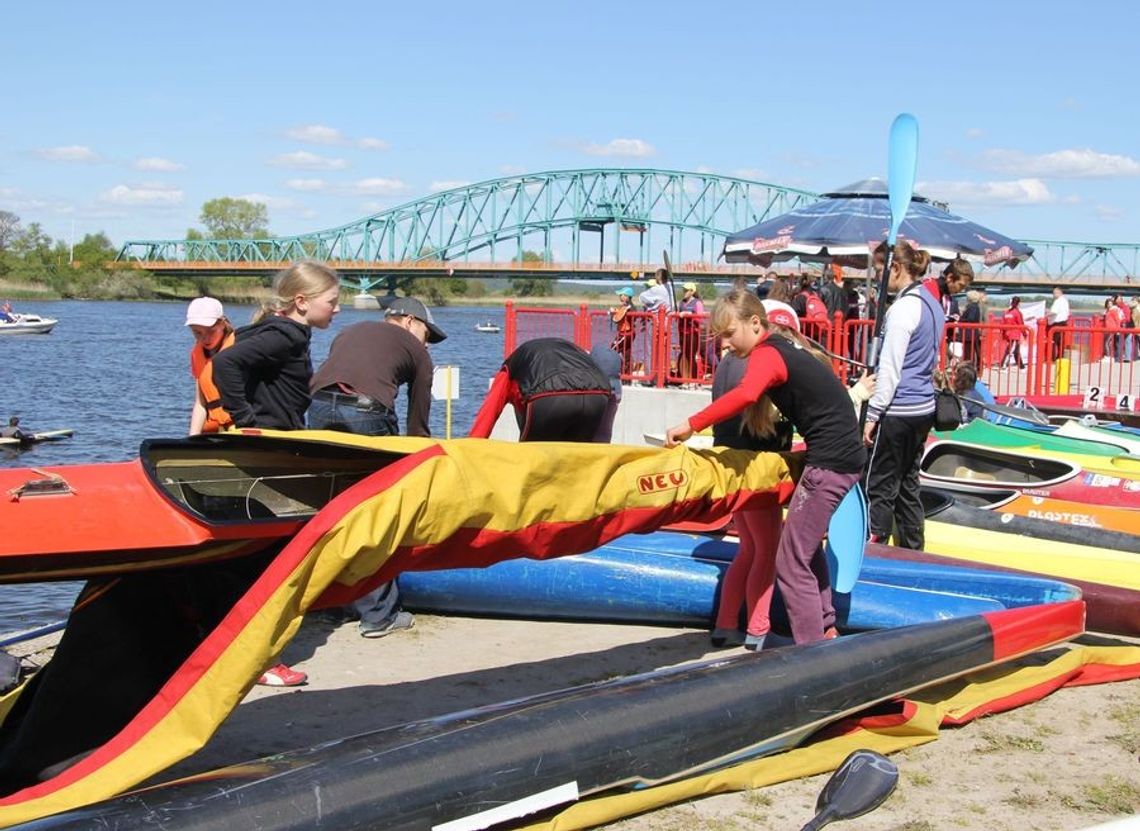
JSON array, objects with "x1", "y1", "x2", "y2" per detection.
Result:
[{"x1": 400, "y1": 531, "x2": 1079, "y2": 631}]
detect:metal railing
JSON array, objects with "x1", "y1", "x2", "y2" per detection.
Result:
[{"x1": 504, "y1": 303, "x2": 1140, "y2": 414}]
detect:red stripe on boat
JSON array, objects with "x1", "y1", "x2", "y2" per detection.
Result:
[{"x1": 983, "y1": 600, "x2": 1085, "y2": 661}]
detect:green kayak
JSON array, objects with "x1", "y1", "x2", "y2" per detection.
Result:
[{"x1": 934, "y1": 419, "x2": 1124, "y2": 457}]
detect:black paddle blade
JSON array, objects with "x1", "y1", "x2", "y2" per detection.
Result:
[{"x1": 799, "y1": 749, "x2": 899, "y2": 831}]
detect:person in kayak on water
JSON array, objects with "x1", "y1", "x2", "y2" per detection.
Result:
[
  {"x1": 212, "y1": 261, "x2": 341, "y2": 687},
  {"x1": 185, "y1": 296, "x2": 236, "y2": 435},
  {"x1": 469, "y1": 337, "x2": 616, "y2": 442},
  {"x1": 0, "y1": 417, "x2": 29, "y2": 443},
  {"x1": 665, "y1": 289, "x2": 867, "y2": 646},
  {"x1": 864, "y1": 242, "x2": 942, "y2": 551},
  {"x1": 308, "y1": 295, "x2": 447, "y2": 639}
]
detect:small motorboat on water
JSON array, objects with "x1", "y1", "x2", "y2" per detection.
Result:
[
  {"x1": 0, "y1": 313, "x2": 57, "y2": 335},
  {"x1": 474, "y1": 320, "x2": 501, "y2": 333}
]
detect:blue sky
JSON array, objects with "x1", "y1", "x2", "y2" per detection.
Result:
[{"x1": 3, "y1": 0, "x2": 1138, "y2": 253}]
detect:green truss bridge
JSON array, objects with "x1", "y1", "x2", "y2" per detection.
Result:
[{"x1": 115, "y1": 168, "x2": 1140, "y2": 292}]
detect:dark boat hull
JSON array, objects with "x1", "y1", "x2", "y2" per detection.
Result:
[{"x1": 15, "y1": 602, "x2": 1085, "y2": 831}]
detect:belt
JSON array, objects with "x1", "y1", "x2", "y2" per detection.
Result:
[{"x1": 312, "y1": 388, "x2": 391, "y2": 413}]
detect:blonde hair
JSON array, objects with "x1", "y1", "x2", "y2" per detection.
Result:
[
  {"x1": 252, "y1": 261, "x2": 340, "y2": 324},
  {"x1": 710, "y1": 290, "x2": 828, "y2": 439}
]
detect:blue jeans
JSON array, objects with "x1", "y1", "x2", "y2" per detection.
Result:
[
  {"x1": 307, "y1": 396, "x2": 399, "y2": 437},
  {"x1": 307, "y1": 395, "x2": 402, "y2": 626}
]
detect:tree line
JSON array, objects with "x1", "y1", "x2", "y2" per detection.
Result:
[{"x1": 0, "y1": 197, "x2": 557, "y2": 301}]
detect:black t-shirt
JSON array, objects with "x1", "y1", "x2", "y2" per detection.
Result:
[{"x1": 212, "y1": 317, "x2": 313, "y2": 430}]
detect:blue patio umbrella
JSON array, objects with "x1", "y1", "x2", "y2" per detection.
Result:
[{"x1": 722, "y1": 178, "x2": 1033, "y2": 268}]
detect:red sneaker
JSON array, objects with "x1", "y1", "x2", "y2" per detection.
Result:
[{"x1": 257, "y1": 663, "x2": 307, "y2": 687}]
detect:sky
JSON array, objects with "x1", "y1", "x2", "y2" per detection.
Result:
[{"x1": 3, "y1": 0, "x2": 1139, "y2": 255}]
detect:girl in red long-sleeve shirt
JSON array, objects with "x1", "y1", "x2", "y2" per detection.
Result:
[{"x1": 665, "y1": 290, "x2": 866, "y2": 646}]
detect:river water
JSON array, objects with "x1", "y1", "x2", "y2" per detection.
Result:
[{"x1": 0, "y1": 299, "x2": 509, "y2": 633}]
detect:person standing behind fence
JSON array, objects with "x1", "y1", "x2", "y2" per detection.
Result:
[
  {"x1": 1102, "y1": 297, "x2": 1124, "y2": 362},
  {"x1": 610, "y1": 287, "x2": 636, "y2": 374},
  {"x1": 639, "y1": 268, "x2": 675, "y2": 313},
  {"x1": 676, "y1": 282, "x2": 705, "y2": 384},
  {"x1": 959, "y1": 290, "x2": 983, "y2": 365},
  {"x1": 185, "y1": 297, "x2": 235, "y2": 435},
  {"x1": 863, "y1": 243, "x2": 941, "y2": 551},
  {"x1": 665, "y1": 290, "x2": 867, "y2": 646},
  {"x1": 1000, "y1": 296, "x2": 1027, "y2": 370},
  {"x1": 1045, "y1": 286, "x2": 1070, "y2": 361},
  {"x1": 308, "y1": 296, "x2": 446, "y2": 639}
]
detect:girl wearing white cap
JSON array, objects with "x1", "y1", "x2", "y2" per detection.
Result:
[{"x1": 185, "y1": 297, "x2": 235, "y2": 435}]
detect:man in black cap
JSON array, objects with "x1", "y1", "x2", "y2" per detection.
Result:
[{"x1": 308, "y1": 295, "x2": 447, "y2": 637}]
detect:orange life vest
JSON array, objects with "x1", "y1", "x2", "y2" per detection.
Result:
[{"x1": 189, "y1": 331, "x2": 236, "y2": 432}]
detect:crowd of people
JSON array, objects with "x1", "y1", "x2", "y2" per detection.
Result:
[{"x1": 180, "y1": 253, "x2": 1127, "y2": 669}]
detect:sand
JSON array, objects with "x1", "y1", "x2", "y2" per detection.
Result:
[{"x1": 124, "y1": 612, "x2": 1140, "y2": 831}]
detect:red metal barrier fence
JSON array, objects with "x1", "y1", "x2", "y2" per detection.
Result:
[{"x1": 503, "y1": 302, "x2": 1140, "y2": 413}]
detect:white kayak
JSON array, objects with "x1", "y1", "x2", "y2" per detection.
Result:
[
  {"x1": 0, "y1": 314, "x2": 57, "y2": 335},
  {"x1": 0, "y1": 428, "x2": 75, "y2": 447}
]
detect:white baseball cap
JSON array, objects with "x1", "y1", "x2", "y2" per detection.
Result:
[{"x1": 185, "y1": 297, "x2": 225, "y2": 327}]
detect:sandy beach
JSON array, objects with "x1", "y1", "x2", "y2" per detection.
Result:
[{"x1": 31, "y1": 609, "x2": 1120, "y2": 831}]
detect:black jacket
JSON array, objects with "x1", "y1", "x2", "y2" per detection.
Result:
[{"x1": 213, "y1": 317, "x2": 313, "y2": 429}]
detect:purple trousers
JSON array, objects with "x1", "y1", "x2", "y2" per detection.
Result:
[{"x1": 775, "y1": 465, "x2": 861, "y2": 644}]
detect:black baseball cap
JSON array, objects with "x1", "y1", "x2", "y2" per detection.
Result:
[{"x1": 384, "y1": 297, "x2": 448, "y2": 343}]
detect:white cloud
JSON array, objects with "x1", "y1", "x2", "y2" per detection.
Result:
[
  {"x1": 1095, "y1": 204, "x2": 1124, "y2": 221},
  {"x1": 34, "y1": 145, "x2": 100, "y2": 163},
  {"x1": 499, "y1": 164, "x2": 527, "y2": 176},
  {"x1": 99, "y1": 183, "x2": 184, "y2": 206},
  {"x1": 429, "y1": 180, "x2": 472, "y2": 192},
  {"x1": 285, "y1": 124, "x2": 345, "y2": 145},
  {"x1": 268, "y1": 151, "x2": 348, "y2": 170},
  {"x1": 357, "y1": 137, "x2": 390, "y2": 151},
  {"x1": 965, "y1": 128, "x2": 984, "y2": 140},
  {"x1": 917, "y1": 178, "x2": 1053, "y2": 207},
  {"x1": 582, "y1": 138, "x2": 655, "y2": 158},
  {"x1": 975, "y1": 148, "x2": 1140, "y2": 179},
  {"x1": 285, "y1": 178, "x2": 328, "y2": 192},
  {"x1": 348, "y1": 177, "x2": 409, "y2": 196},
  {"x1": 134, "y1": 156, "x2": 184, "y2": 172}
]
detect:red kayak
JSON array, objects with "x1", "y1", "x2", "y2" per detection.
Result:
[
  {"x1": 920, "y1": 439, "x2": 1140, "y2": 510},
  {"x1": 0, "y1": 433, "x2": 413, "y2": 583}
]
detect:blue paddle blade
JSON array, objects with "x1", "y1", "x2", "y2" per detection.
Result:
[
  {"x1": 886, "y1": 113, "x2": 919, "y2": 245},
  {"x1": 824, "y1": 484, "x2": 869, "y2": 594}
]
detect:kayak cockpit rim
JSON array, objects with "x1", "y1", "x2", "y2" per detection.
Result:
[
  {"x1": 920, "y1": 440, "x2": 1079, "y2": 490},
  {"x1": 138, "y1": 434, "x2": 407, "y2": 527}
]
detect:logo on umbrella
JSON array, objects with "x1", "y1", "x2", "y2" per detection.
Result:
[
  {"x1": 752, "y1": 234, "x2": 792, "y2": 254},
  {"x1": 983, "y1": 246, "x2": 1014, "y2": 266},
  {"x1": 975, "y1": 233, "x2": 997, "y2": 245}
]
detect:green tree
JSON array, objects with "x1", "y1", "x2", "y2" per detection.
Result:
[
  {"x1": 514, "y1": 249, "x2": 544, "y2": 264},
  {"x1": 509, "y1": 277, "x2": 552, "y2": 297},
  {"x1": 70, "y1": 232, "x2": 117, "y2": 269},
  {"x1": 0, "y1": 211, "x2": 21, "y2": 252},
  {"x1": 198, "y1": 198, "x2": 269, "y2": 239}
]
